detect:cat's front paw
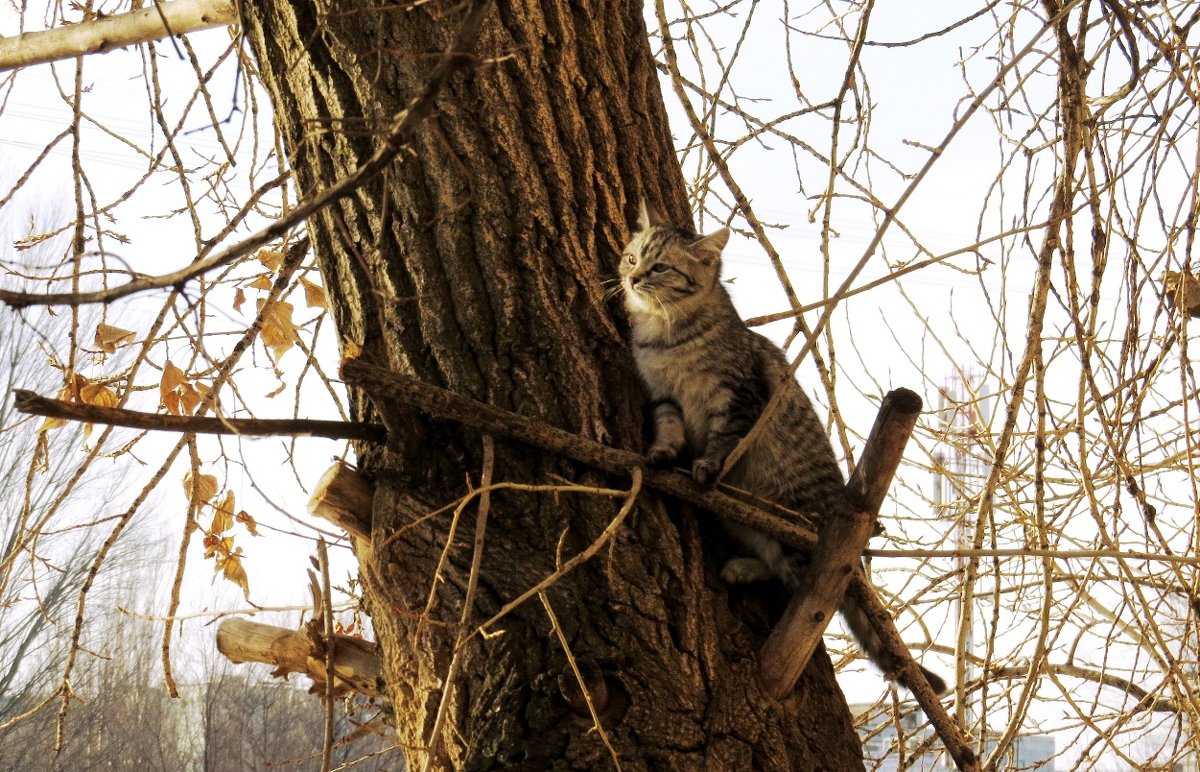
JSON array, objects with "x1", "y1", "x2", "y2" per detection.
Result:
[
  {"x1": 646, "y1": 443, "x2": 678, "y2": 467},
  {"x1": 691, "y1": 458, "x2": 722, "y2": 486}
]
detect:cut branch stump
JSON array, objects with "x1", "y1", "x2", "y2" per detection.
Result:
[
  {"x1": 309, "y1": 461, "x2": 374, "y2": 545},
  {"x1": 216, "y1": 617, "x2": 381, "y2": 698}
]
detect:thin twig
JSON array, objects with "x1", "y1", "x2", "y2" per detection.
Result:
[
  {"x1": 473, "y1": 469, "x2": 642, "y2": 642},
  {"x1": 319, "y1": 537, "x2": 335, "y2": 772},
  {"x1": 538, "y1": 592, "x2": 623, "y2": 771},
  {"x1": 422, "y1": 436, "x2": 494, "y2": 772}
]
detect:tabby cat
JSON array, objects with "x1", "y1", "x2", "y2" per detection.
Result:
[{"x1": 620, "y1": 201, "x2": 946, "y2": 695}]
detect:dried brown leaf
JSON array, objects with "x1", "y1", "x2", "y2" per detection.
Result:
[
  {"x1": 221, "y1": 551, "x2": 251, "y2": 600},
  {"x1": 161, "y1": 361, "x2": 186, "y2": 408},
  {"x1": 236, "y1": 510, "x2": 260, "y2": 536},
  {"x1": 178, "y1": 383, "x2": 202, "y2": 416},
  {"x1": 185, "y1": 472, "x2": 219, "y2": 506},
  {"x1": 94, "y1": 323, "x2": 135, "y2": 353},
  {"x1": 212, "y1": 490, "x2": 235, "y2": 535},
  {"x1": 257, "y1": 248, "x2": 284, "y2": 272},
  {"x1": 1163, "y1": 271, "x2": 1200, "y2": 317},
  {"x1": 258, "y1": 300, "x2": 298, "y2": 361},
  {"x1": 79, "y1": 382, "x2": 118, "y2": 408},
  {"x1": 299, "y1": 277, "x2": 328, "y2": 309}
]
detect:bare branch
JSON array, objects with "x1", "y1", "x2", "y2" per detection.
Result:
[
  {"x1": 340, "y1": 359, "x2": 819, "y2": 551},
  {"x1": 12, "y1": 390, "x2": 386, "y2": 443},
  {"x1": 0, "y1": 0, "x2": 237, "y2": 72}
]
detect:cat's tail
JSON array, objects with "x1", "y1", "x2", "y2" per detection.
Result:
[{"x1": 839, "y1": 587, "x2": 948, "y2": 696}]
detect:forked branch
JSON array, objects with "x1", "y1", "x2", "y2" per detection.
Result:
[{"x1": 758, "y1": 388, "x2": 921, "y2": 699}]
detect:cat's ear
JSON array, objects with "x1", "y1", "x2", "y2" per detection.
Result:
[
  {"x1": 688, "y1": 228, "x2": 730, "y2": 263},
  {"x1": 637, "y1": 199, "x2": 665, "y2": 231}
]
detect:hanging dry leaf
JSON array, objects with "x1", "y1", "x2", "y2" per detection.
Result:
[
  {"x1": 178, "y1": 382, "x2": 202, "y2": 416},
  {"x1": 212, "y1": 490, "x2": 235, "y2": 535},
  {"x1": 184, "y1": 471, "x2": 219, "y2": 506},
  {"x1": 94, "y1": 323, "x2": 135, "y2": 353},
  {"x1": 248, "y1": 275, "x2": 273, "y2": 291},
  {"x1": 299, "y1": 277, "x2": 328, "y2": 309},
  {"x1": 79, "y1": 382, "x2": 118, "y2": 408},
  {"x1": 205, "y1": 534, "x2": 234, "y2": 560},
  {"x1": 65, "y1": 373, "x2": 87, "y2": 400},
  {"x1": 40, "y1": 378, "x2": 81, "y2": 432},
  {"x1": 236, "y1": 510, "x2": 260, "y2": 536},
  {"x1": 258, "y1": 300, "x2": 298, "y2": 361},
  {"x1": 257, "y1": 248, "x2": 284, "y2": 272},
  {"x1": 160, "y1": 361, "x2": 187, "y2": 413},
  {"x1": 219, "y1": 550, "x2": 252, "y2": 599},
  {"x1": 233, "y1": 287, "x2": 247, "y2": 313},
  {"x1": 38, "y1": 414, "x2": 66, "y2": 432},
  {"x1": 1163, "y1": 271, "x2": 1200, "y2": 317},
  {"x1": 75, "y1": 381, "x2": 118, "y2": 439}
]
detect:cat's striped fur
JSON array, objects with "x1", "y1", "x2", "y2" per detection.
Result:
[{"x1": 620, "y1": 201, "x2": 946, "y2": 695}]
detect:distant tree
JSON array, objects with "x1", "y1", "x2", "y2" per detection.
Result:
[
  {"x1": 197, "y1": 668, "x2": 394, "y2": 772},
  {"x1": 0, "y1": 207, "x2": 138, "y2": 733}
]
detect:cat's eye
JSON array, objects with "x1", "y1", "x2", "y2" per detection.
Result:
[
  {"x1": 625, "y1": 253, "x2": 636, "y2": 265},
  {"x1": 650, "y1": 263, "x2": 670, "y2": 274}
]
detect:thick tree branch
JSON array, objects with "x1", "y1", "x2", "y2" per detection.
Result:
[
  {"x1": 339, "y1": 359, "x2": 819, "y2": 551},
  {"x1": 12, "y1": 390, "x2": 386, "y2": 443},
  {"x1": 759, "y1": 388, "x2": 920, "y2": 699},
  {"x1": 0, "y1": 0, "x2": 493, "y2": 309},
  {"x1": 216, "y1": 618, "x2": 381, "y2": 698},
  {"x1": 0, "y1": 0, "x2": 236, "y2": 72}
]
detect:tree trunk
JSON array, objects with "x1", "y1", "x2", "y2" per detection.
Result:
[{"x1": 239, "y1": 1, "x2": 864, "y2": 768}]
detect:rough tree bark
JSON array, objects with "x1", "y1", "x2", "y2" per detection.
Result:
[{"x1": 240, "y1": 1, "x2": 865, "y2": 768}]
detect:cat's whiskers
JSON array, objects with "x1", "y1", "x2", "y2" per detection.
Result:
[{"x1": 658, "y1": 296, "x2": 684, "y2": 342}]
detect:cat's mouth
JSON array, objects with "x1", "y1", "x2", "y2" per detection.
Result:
[{"x1": 624, "y1": 277, "x2": 659, "y2": 312}]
